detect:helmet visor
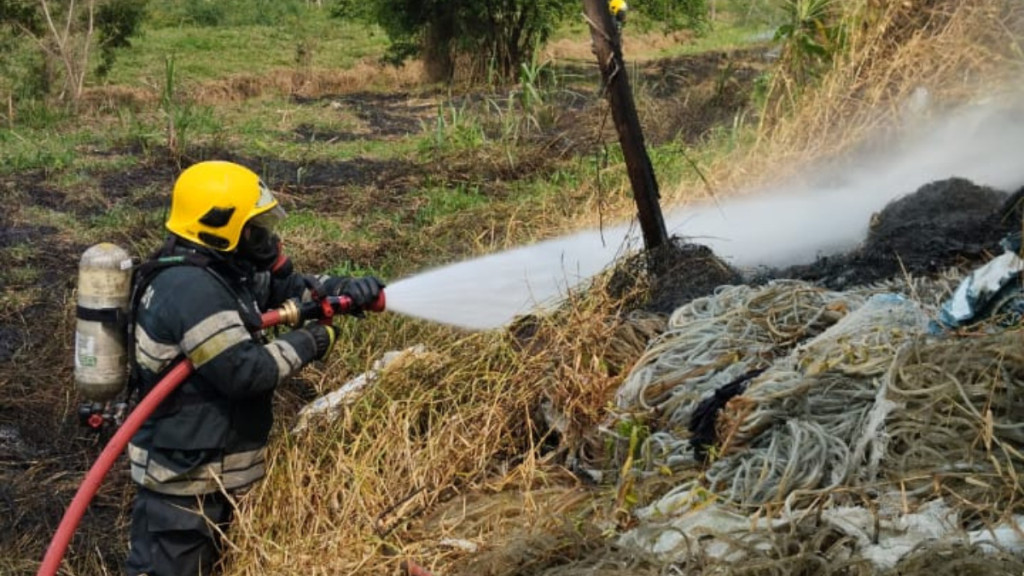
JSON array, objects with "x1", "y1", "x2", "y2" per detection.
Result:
[
  {"x1": 249, "y1": 204, "x2": 287, "y2": 231},
  {"x1": 249, "y1": 179, "x2": 287, "y2": 229}
]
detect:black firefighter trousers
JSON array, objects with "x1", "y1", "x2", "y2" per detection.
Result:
[{"x1": 125, "y1": 487, "x2": 233, "y2": 576}]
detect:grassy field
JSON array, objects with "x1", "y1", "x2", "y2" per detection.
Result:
[
  {"x1": 0, "y1": 5, "x2": 775, "y2": 279},
  {"x1": 1, "y1": 1, "x2": 1021, "y2": 574}
]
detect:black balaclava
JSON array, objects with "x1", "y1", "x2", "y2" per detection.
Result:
[{"x1": 236, "y1": 223, "x2": 281, "y2": 272}]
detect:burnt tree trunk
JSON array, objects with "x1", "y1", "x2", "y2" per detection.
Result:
[{"x1": 582, "y1": 0, "x2": 668, "y2": 251}]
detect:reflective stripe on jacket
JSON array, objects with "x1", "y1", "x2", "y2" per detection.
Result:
[{"x1": 128, "y1": 246, "x2": 319, "y2": 495}]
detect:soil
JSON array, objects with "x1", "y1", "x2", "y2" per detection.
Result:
[
  {"x1": 1, "y1": 43, "x2": 1017, "y2": 575},
  {"x1": 610, "y1": 239, "x2": 743, "y2": 315}
]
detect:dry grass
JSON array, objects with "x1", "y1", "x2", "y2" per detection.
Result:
[
  {"x1": 670, "y1": 0, "x2": 1024, "y2": 201},
  {"x1": 220, "y1": 270, "x2": 655, "y2": 575},
  {"x1": 192, "y1": 60, "x2": 428, "y2": 103},
  {"x1": 77, "y1": 58, "x2": 428, "y2": 113}
]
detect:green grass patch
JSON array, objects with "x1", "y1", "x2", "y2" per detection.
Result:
[
  {"x1": 658, "y1": 23, "x2": 773, "y2": 58},
  {"x1": 417, "y1": 100, "x2": 490, "y2": 157},
  {"x1": 322, "y1": 261, "x2": 384, "y2": 279},
  {"x1": 413, "y1": 183, "x2": 489, "y2": 227},
  {"x1": 105, "y1": 14, "x2": 389, "y2": 86},
  {"x1": 0, "y1": 128, "x2": 81, "y2": 175},
  {"x1": 199, "y1": 97, "x2": 425, "y2": 161},
  {"x1": 0, "y1": 251, "x2": 40, "y2": 287},
  {"x1": 278, "y1": 209, "x2": 349, "y2": 241},
  {"x1": 86, "y1": 202, "x2": 160, "y2": 232}
]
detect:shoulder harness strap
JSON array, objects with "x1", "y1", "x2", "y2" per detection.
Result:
[{"x1": 125, "y1": 237, "x2": 217, "y2": 401}]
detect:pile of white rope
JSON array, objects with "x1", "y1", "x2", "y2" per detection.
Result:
[
  {"x1": 614, "y1": 281, "x2": 868, "y2": 475},
  {"x1": 883, "y1": 330, "x2": 1024, "y2": 508},
  {"x1": 606, "y1": 273, "x2": 1024, "y2": 570}
]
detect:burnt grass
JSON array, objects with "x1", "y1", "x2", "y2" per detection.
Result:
[
  {"x1": 1, "y1": 46, "x2": 1015, "y2": 574},
  {"x1": 633, "y1": 177, "x2": 1024, "y2": 316},
  {"x1": 779, "y1": 178, "x2": 1021, "y2": 289}
]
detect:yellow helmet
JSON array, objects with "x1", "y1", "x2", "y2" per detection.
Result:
[
  {"x1": 609, "y1": 0, "x2": 628, "y2": 17},
  {"x1": 166, "y1": 161, "x2": 286, "y2": 252}
]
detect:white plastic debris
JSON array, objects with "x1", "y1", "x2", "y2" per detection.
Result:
[
  {"x1": 795, "y1": 292, "x2": 932, "y2": 374},
  {"x1": 969, "y1": 515, "x2": 1024, "y2": 553},
  {"x1": 939, "y1": 250, "x2": 1024, "y2": 327},
  {"x1": 621, "y1": 497, "x2": 1023, "y2": 571},
  {"x1": 620, "y1": 499, "x2": 787, "y2": 563},
  {"x1": 291, "y1": 344, "x2": 427, "y2": 434},
  {"x1": 439, "y1": 538, "x2": 479, "y2": 553},
  {"x1": 819, "y1": 499, "x2": 959, "y2": 570}
]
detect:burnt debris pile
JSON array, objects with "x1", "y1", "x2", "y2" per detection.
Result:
[{"x1": 641, "y1": 177, "x2": 1024, "y2": 314}]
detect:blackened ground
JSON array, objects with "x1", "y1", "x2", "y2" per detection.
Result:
[
  {"x1": 639, "y1": 177, "x2": 1023, "y2": 314},
  {"x1": 779, "y1": 178, "x2": 1020, "y2": 290},
  {"x1": 642, "y1": 241, "x2": 744, "y2": 315}
]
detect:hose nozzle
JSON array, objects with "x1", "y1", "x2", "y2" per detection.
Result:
[
  {"x1": 365, "y1": 290, "x2": 387, "y2": 313},
  {"x1": 324, "y1": 289, "x2": 385, "y2": 315},
  {"x1": 265, "y1": 290, "x2": 387, "y2": 329}
]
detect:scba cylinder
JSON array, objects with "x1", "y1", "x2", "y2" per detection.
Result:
[{"x1": 74, "y1": 243, "x2": 133, "y2": 401}]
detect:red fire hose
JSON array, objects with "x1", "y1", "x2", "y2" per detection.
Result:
[
  {"x1": 402, "y1": 559, "x2": 437, "y2": 576},
  {"x1": 37, "y1": 360, "x2": 195, "y2": 576},
  {"x1": 38, "y1": 292, "x2": 384, "y2": 576}
]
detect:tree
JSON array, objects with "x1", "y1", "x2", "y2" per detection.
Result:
[
  {"x1": 95, "y1": 0, "x2": 147, "y2": 78},
  {"x1": 23, "y1": 0, "x2": 98, "y2": 103},
  {"x1": 0, "y1": 0, "x2": 146, "y2": 106},
  {"x1": 642, "y1": 0, "x2": 709, "y2": 34},
  {"x1": 0, "y1": 0, "x2": 41, "y2": 33},
  {"x1": 336, "y1": 0, "x2": 578, "y2": 83}
]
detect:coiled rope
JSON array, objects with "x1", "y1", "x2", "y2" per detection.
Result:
[{"x1": 613, "y1": 274, "x2": 970, "y2": 509}]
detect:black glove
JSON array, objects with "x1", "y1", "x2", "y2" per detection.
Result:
[
  {"x1": 305, "y1": 323, "x2": 337, "y2": 360},
  {"x1": 301, "y1": 275, "x2": 327, "y2": 299},
  {"x1": 323, "y1": 275, "x2": 386, "y2": 310}
]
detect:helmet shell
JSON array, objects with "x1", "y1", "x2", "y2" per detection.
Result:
[{"x1": 166, "y1": 161, "x2": 282, "y2": 252}]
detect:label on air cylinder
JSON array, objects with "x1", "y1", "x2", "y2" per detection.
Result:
[{"x1": 75, "y1": 332, "x2": 97, "y2": 368}]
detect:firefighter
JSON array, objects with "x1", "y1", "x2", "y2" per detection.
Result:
[{"x1": 124, "y1": 160, "x2": 384, "y2": 576}]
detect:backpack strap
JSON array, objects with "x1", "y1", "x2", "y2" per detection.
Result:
[{"x1": 124, "y1": 237, "x2": 216, "y2": 402}]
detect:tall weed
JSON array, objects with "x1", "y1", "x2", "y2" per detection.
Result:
[{"x1": 158, "y1": 55, "x2": 220, "y2": 160}]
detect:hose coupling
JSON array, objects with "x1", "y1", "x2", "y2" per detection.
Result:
[{"x1": 278, "y1": 299, "x2": 302, "y2": 328}]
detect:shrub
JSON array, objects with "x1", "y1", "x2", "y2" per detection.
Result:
[
  {"x1": 95, "y1": 0, "x2": 148, "y2": 78},
  {"x1": 336, "y1": 0, "x2": 578, "y2": 84}
]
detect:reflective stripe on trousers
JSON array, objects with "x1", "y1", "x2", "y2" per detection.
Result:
[{"x1": 128, "y1": 443, "x2": 266, "y2": 495}]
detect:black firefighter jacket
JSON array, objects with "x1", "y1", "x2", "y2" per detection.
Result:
[{"x1": 127, "y1": 247, "x2": 321, "y2": 496}]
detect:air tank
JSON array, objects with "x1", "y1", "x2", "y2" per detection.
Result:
[{"x1": 74, "y1": 243, "x2": 133, "y2": 401}]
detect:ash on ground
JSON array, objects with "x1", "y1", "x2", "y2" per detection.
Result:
[
  {"x1": 609, "y1": 237, "x2": 743, "y2": 316},
  {"x1": 640, "y1": 177, "x2": 1024, "y2": 314}
]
